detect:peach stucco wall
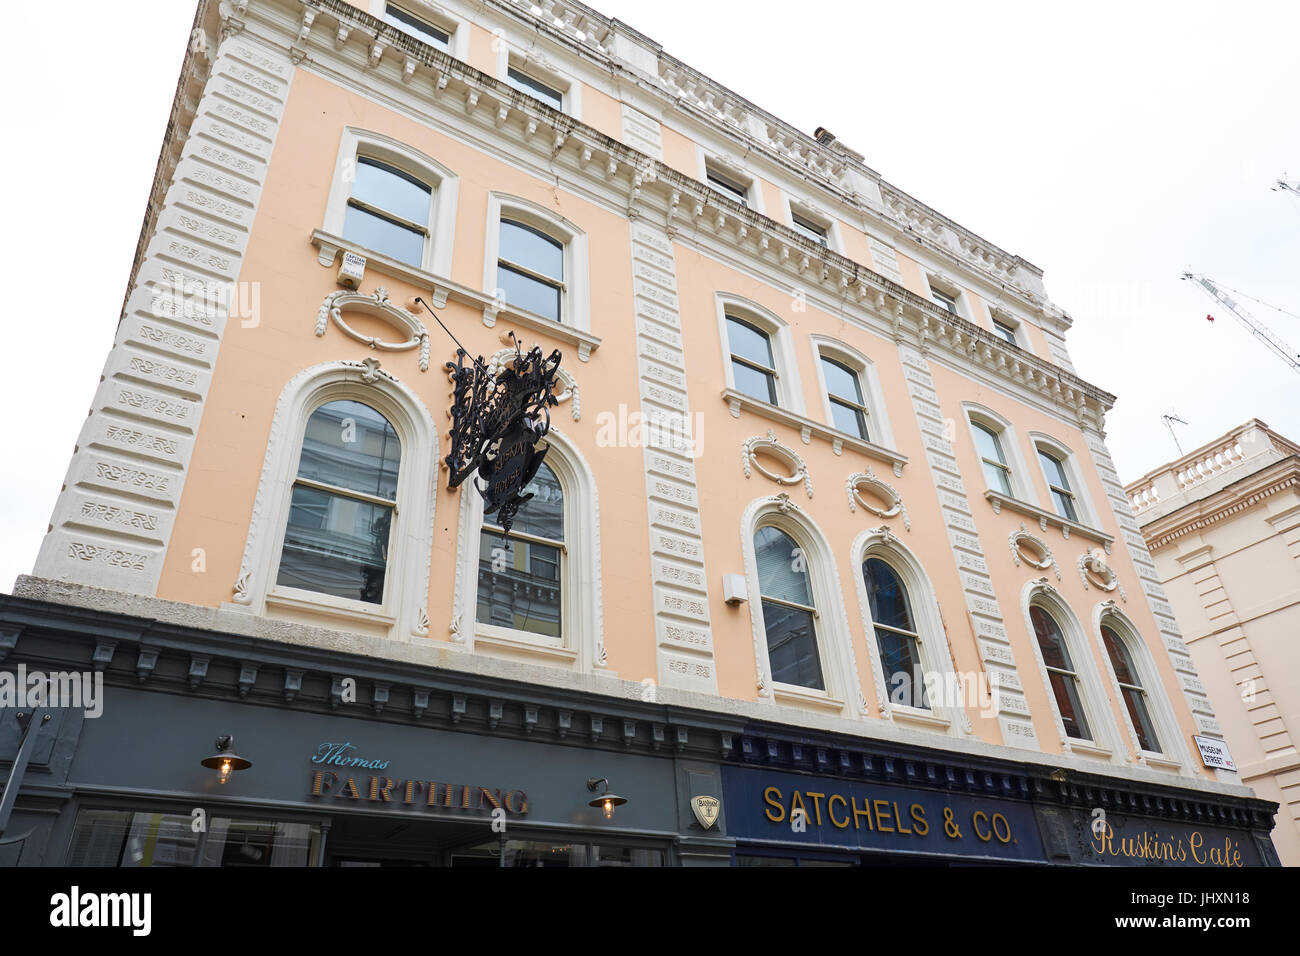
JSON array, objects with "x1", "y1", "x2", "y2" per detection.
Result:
[
  {"x1": 154, "y1": 67, "x2": 660, "y2": 681},
  {"x1": 148, "y1": 56, "x2": 1212, "y2": 781}
]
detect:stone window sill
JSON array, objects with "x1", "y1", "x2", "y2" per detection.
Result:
[
  {"x1": 313, "y1": 229, "x2": 601, "y2": 361},
  {"x1": 984, "y1": 489, "x2": 1114, "y2": 549},
  {"x1": 722, "y1": 388, "x2": 908, "y2": 476}
]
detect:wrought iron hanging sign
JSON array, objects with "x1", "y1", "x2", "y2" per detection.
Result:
[{"x1": 443, "y1": 334, "x2": 562, "y2": 534}]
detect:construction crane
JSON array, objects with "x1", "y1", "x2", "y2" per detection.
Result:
[{"x1": 1181, "y1": 273, "x2": 1300, "y2": 375}]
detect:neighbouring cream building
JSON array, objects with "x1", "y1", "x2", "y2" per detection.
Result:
[
  {"x1": 0, "y1": 0, "x2": 1280, "y2": 866},
  {"x1": 1126, "y1": 419, "x2": 1300, "y2": 865}
]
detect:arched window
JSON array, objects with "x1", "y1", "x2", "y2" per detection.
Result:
[
  {"x1": 1100, "y1": 622, "x2": 1161, "y2": 753},
  {"x1": 971, "y1": 421, "x2": 1012, "y2": 495},
  {"x1": 1029, "y1": 604, "x2": 1092, "y2": 741},
  {"x1": 276, "y1": 400, "x2": 401, "y2": 604},
  {"x1": 862, "y1": 558, "x2": 928, "y2": 709},
  {"x1": 343, "y1": 157, "x2": 434, "y2": 268},
  {"x1": 476, "y1": 462, "x2": 564, "y2": 637},
  {"x1": 497, "y1": 219, "x2": 565, "y2": 323},
  {"x1": 754, "y1": 525, "x2": 824, "y2": 690}
]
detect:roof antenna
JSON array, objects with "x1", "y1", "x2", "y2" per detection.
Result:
[{"x1": 1161, "y1": 410, "x2": 1188, "y2": 456}]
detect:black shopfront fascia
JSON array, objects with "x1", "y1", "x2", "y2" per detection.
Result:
[
  {"x1": 0, "y1": 591, "x2": 1282, "y2": 868},
  {"x1": 0, "y1": 593, "x2": 695, "y2": 868}
]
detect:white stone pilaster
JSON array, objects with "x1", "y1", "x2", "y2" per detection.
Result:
[{"x1": 33, "y1": 35, "x2": 294, "y2": 593}]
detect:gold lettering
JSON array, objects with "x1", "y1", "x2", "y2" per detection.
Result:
[
  {"x1": 806, "y1": 792, "x2": 826, "y2": 827},
  {"x1": 790, "y1": 790, "x2": 807, "y2": 823},
  {"x1": 893, "y1": 802, "x2": 912, "y2": 835},
  {"x1": 403, "y1": 780, "x2": 424, "y2": 805},
  {"x1": 992, "y1": 812, "x2": 1012, "y2": 844},
  {"x1": 310, "y1": 770, "x2": 337, "y2": 796},
  {"x1": 1190, "y1": 830, "x2": 1205, "y2": 865},
  {"x1": 851, "y1": 796, "x2": 872, "y2": 831},
  {"x1": 910, "y1": 804, "x2": 929, "y2": 836},
  {"x1": 873, "y1": 799, "x2": 894, "y2": 833},
  {"x1": 337, "y1": 777, "x2": 360, "y2": 800},
  {"x1": 972, "y1": 811, "x2": 992, "y2": 842},
  {"x1": 828, "y1": 794, "x2": 849, "y2": 829},
  {"x1": 763, "y1": 787, "x2": 786, "y2": 823}
]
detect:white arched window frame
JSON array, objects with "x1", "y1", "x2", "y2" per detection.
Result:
[
  {"x1": 963, "y1": 403, "x2": 1040, "y2": 507},
  {"x1": 716, "y1": 293, "x2": 805, "y2": 414},
  {"x1": 1092, "y1": 604, "x2": 1190, "y2": 771},
  {"x1": 741, "y1": 495, "x2": 864, "y2": 717},
  {"x1": 1021, "y1": 582, "x2": 1119, "y2": 761},
  {"x1": 483, "y1": 192, "x2": 590, "y2": 333},
  {"x1": 450, "y1": 427, "x2": 604, "y2": 672},
  {"x1": 321, "y1": 127, "x2": 459, "y2": 277},
  {"x1": 229, "y1": 361, "x2": 438, "y2": 642},
  {"x1": 852, "y1": 528, "x2": 966, "y2": 735},
  {"x1": 1030, "y1": 432, "x2": 1101, "y2": 529},
  {"x1": 810, "y1": 335, "x2": 897, "y2": 451}
]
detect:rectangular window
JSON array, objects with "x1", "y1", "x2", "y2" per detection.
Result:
[
  {"x1": 496, "y1": 218, "x2": 565, "y2": 322},
  {"x1": 931, "y1": 288, "x2": 957, "y2": 314},
  {"x1": 820, "y1": 356, "x2": 869, "y2": 441},
  {"x1": 476, "y1": 531, "x2": 562, "y2": 637},
  {"x1": 727, "y1": 316, "x2": 777, "y2": 404},
  {"x1": 791, "y1": 212, "x2": 828, "y2": 247},
  {"x1": 971, "y1": 422, "x2": 1013, "y2": 496},
  {"x1": 706, "y1": 167, "x2": 749, "y2": 206},
  {"x1": 343, "y1": 157, "x2": 431, "y2": 267},
  {"x1": 382, "y1": 3, "x2": 450, "y2": 49},
  {"x1": 992, "y1": 319, "x2": 1018, "y2": 345},
  {"x1": 763, "y1": 599, "x2": 825, "y2": 691},
  {"x1": 66, "y1": 810, "x2": 321, "y2": 867},
  {"x1": 451, "y1": 838, "x2": 665, "y2": 867},
  {"x1": 506, "y1": 66, "x2": 563, "y2": 110},
  {"x1": 1038, "y1": 450, "x2": 1079, "y2": 522}
]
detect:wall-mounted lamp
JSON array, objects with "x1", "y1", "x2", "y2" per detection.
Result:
[
  {"x1": 201, "y1": 735, "x2": 251, "y2": 785},
  {"x1": 586, "y1": 777, "x2": 628, "y2": 820}
]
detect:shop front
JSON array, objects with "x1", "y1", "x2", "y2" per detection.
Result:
[
  {"x1": 51, "y1": 691, "x2": 681, "y2": 867},
  {"x1": 0, "y1": 594, "x2": 714, "y2": 868},
  {"x1": 716, "y1": 735, "x2": 1281, "y2": 867},
  {"x1": 0, "y1": 592, "x2": 1282, "y2": 868}
]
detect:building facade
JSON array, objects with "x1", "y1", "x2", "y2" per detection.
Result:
[
  {"x1": 1126, "y1": 419, "x2": 1300, "y2": 865},
  {"x1": 0, "y1": 0, "x2": 1280, "y2": 866}
]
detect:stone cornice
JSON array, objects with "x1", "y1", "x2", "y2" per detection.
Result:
[
  {"x1": 135, "y1": 0, "x2": 1113, "y2": 427},
  {"x1": 1138, "y1": 458, "x2": 1300, "y2": 552},
  {"x1": 298, "y1": 0, "x2": 1055, "y2": 314}
]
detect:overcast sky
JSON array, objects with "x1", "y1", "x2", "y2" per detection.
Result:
[{"x1": 1, "y1": 0, "x2": 1296, "y2": 591}]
